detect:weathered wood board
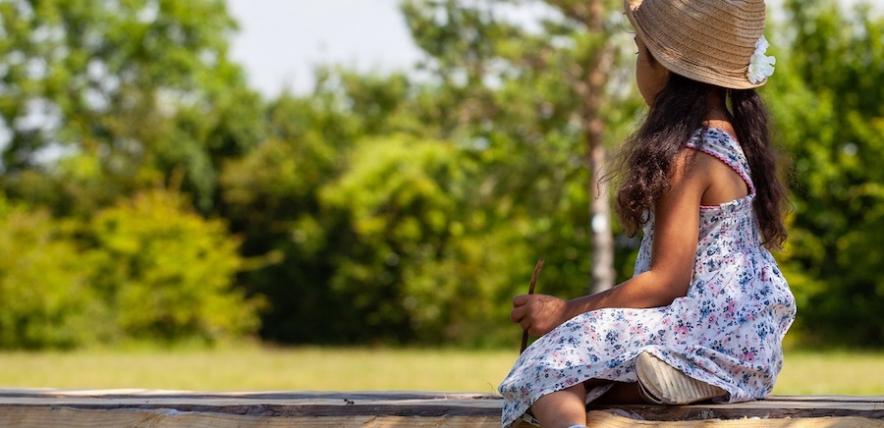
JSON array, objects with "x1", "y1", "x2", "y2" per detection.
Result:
[{"x1": 0, "y1": 388, "x2": 881, "y2": 427}]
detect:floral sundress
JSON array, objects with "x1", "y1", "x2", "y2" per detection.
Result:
[{"x1": 497, "y1": 126, "x2": 798, "y2": 428}]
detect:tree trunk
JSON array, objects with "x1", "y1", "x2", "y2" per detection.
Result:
[
  {"x1": 584, "y1": 0, "x2": 615, "y2": 294},
  {"x1": 588, "y1": 141, "x2": 614, "y2": 293}
]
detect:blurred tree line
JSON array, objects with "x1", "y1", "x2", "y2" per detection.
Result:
[{"x1": 0, "y1": 0, "x2": 879, "y2": 349}]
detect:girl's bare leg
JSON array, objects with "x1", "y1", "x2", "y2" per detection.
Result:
[
  {"x1": 530, "y1": 382, "x2": 588, "y2": 428},
  {"x1": 528, "y1": 379, "x2": 646, "y2": 428}
]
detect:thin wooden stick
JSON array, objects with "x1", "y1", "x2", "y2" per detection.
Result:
[{"x1": 520, "y1": 258, "x2": 545, "y2": 354}]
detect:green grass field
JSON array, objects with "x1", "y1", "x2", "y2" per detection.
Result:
[{"x1": 1, "y1": 341, "x2": 881, "y2": 395}]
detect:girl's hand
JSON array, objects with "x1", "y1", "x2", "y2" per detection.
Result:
[{"x1": 510, "y1": 294, "x2": 571, "y2": 337}]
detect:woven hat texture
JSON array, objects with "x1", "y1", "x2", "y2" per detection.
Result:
[{"x1": 624, "y1": 0, "x2": 770, "y2": 89}]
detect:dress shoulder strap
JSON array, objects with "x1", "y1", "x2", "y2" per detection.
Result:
[{"x1": 685, "y1": 126, "x2": 756, "y2": 196}]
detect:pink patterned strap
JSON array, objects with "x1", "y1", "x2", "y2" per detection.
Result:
[{"x1": 684, "y1": 127, "x2": 756, "y2": 196}]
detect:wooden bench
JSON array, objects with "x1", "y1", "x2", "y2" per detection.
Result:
[{"x1": 0, "y1": 389, "x2": 881, "y2": 427}]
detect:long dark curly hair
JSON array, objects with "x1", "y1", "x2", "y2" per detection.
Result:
[{"x1": 606, "y1": 72, "x2": 789, "y2": 249}]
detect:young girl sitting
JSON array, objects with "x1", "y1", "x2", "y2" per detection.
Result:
[{"x1": 497, "y1": 0, "x2": 797, "y2": 427}]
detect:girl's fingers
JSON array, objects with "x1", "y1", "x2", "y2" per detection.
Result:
[
  {"x1": 511, "y1": 305, "x2": 527, "y2": 322},
  {"x1": 519, "y1": 317, "x2": 531, "y2": 331}
]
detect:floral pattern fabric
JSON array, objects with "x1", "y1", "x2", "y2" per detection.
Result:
[{"x1": 497, "y1": 126, "x2": 797, "y2": 428}]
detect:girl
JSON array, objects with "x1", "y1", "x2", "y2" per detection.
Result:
[{"x1": 497, "y1": 0, "x2": 797, "y2": 427}]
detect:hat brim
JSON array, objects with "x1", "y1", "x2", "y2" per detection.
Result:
[{"x1": 623, "y1": 0, "x2": 767, "y2": 90}]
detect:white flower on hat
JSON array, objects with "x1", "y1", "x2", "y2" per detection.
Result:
[{"x1": 747, "y1": 35, "x2": 776, "y2": 84}]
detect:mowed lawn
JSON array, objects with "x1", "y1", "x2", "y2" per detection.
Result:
[{"x1": 1, "y1": 342, "x2": 882, "y2": 395}]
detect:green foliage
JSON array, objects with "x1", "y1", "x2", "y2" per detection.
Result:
[
  {"x1": 319, "y1": 135, "x2": 486, "y2": 343},
  {"x1": 217, "y1": 93, "x2": 357, "y2": 344},
  {"x1": 0, "y1": 0, "x2": 879, "y2": 349},
  {"x1": 0, "y1": 0, "x2": 263, "y2": 212},
  {"x1": 0, "y1": 0, "x2": 265, "y2": 349},
  {"x1": 87, "y1": 189, "x2": 266, "y2": 344},
  {"x1": 0, "y1": 196, "x2": 103, "y2": 349},
  {"x1": 0, "y1": 190, "x2": 265, "y2": 349},
  {"x1": 765, "y1": 0, "x2": 883, "y2": 346}
]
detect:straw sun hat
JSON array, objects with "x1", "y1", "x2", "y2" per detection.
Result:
[{"x1": 624, "y1": 0, "x2": 776, "y2": 89}]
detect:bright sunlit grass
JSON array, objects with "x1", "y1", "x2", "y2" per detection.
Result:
[{"x1": 1, "y1": 341, "x2": 881, "y2": 395}]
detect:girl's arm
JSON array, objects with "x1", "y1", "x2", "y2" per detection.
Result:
[{"x1": 512, "y1": 148, "x2": 710, "y2": 336}]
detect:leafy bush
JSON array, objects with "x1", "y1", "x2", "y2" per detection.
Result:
[
  {"x1": 87, "y1": 190, "x2": 267, "y2": 345},
  {"x1": 0, "y1": 197, "x2": 104, "y2": 349}
]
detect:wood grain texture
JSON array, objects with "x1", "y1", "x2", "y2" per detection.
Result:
[{"x1": 0, "y1": 389, "x2": 880, "y2": 427}]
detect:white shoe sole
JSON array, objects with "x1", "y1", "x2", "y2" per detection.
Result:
[{"x1": 635, "y1": 351, "x2": 728, "y2": 405}]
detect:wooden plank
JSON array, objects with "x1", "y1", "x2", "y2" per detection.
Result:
[
  {"x1": 2, "y1": 388, "x2": 878, "y2": 403},
  {"x1": 0, "y1": 407, "x2": 882, "y2": 428},
  {"x1": 3, "y1": 389, "x2": 879, "y2": 403},
  {"x1": 0, "y1": 407, "x2": 504, "y2": 428},
  {"x1": 760, "y1": 395, "x2": 884, "y2": 403},
  {"x1": 0, "y1": 407, "x2": 884, "y2": 428},
  {"x1": 0, "y1": 388, "x2": 881, "y2": 427},
  {"x1": 576, "y1": 410, "x2": 884, "y2": 428}
]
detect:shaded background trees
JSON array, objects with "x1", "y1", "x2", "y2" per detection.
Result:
[
  {"x1": 0, "y1": 0, "x2": 880, "y2": 349},
  {"x1": 767, "y1": 0, "x2": 883, "y2": 346}
]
